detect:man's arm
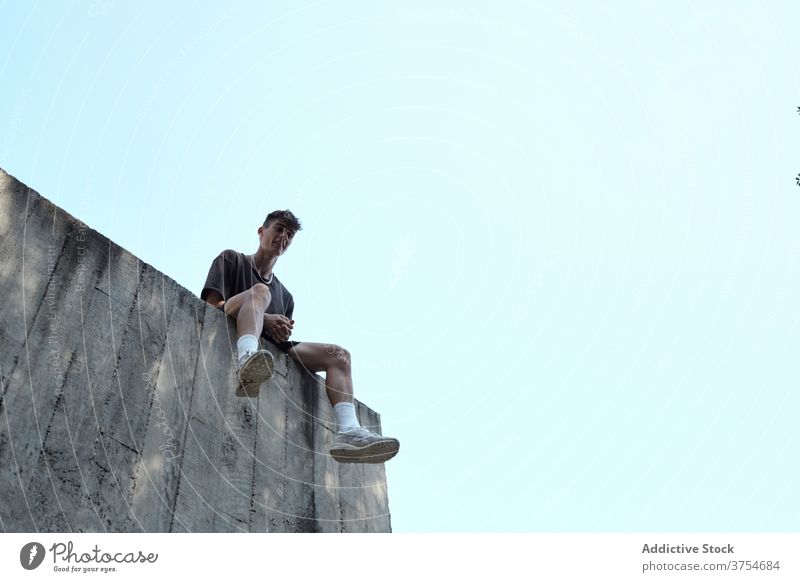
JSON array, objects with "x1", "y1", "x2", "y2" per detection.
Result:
[
  {"x1": 262, "y1": 292, "x2": 294, "y2": 342},
  {"x1": 201, "y1": 250, "x2": 233, "y2": 309},
  {"x1": 205, "y1": 290, "x2": 225, "y2": 309},
  {"x1": 263, "y1": 313, "x2": 293, "y2": 342}
]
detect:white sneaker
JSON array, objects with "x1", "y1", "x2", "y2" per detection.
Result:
[
  {"x1": 330, "y1": 427, "x2": 400, "y2": 464},
  {"x1": 235, "y1": 349, "x2": 274, "y2": 398}
]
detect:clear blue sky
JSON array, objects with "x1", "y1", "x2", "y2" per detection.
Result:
[{"x1": 2, "y1": 1, "x2": 799, "y2": 532}]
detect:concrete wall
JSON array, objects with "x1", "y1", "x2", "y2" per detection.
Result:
[{"x1": 0, "y1": 168, "x2": 392, "y2": 533}]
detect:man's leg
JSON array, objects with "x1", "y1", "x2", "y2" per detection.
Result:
[
  {"x1": 287, "y1": 342, "x2": 352, "y2": 406},
  {"x1": 288, "y1": 342, "x2": 399, "y2": 463},
  {"x1": 222, "y1": 283, "x2": 271, "y2": 340},
  {"x1": 222, "y1": 284, "x2": 273, "y2": 397}
]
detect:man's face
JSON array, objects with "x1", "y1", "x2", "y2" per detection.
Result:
[{"x1": 259, "y1": 220, "x2": 296, "y2": 255}]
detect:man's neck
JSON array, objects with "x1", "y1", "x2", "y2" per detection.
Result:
[{"x1": 251, "y1": 249, "x2": 278, "y2": 278}]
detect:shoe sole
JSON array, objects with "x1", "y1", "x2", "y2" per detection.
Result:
[
  {"x1": 330, "y1": 438, "x2": 400, "y2": 464},
  {"x1": 235, "y1": 352, "x2": 274, "y2": 398}
]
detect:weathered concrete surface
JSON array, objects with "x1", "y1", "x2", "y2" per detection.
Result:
[{"x1": 0, "y1": 168, "x2": 392, "y2": 532}]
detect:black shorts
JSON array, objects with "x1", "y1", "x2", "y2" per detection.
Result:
[{"x1": 216, "y1": 303, "x2": 301, "y2": 354}]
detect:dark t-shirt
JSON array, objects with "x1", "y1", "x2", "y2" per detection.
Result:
[{"x1": 201, "y1": 249, "x2": 300, "y2": 352}]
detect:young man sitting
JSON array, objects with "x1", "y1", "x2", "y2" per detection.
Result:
[{"x1": 200, "y1": 210, "x2": 399, "y2": 464}]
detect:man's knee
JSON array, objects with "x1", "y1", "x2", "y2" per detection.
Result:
[
  {"x1": 223, "y1": 283, "x2": 272, "y2": 317},
  {"x1": 326, "y1": 344, "x2": 351, "y2": 369},
  {"x1": 249, "y1": 283, "x2": 271, "y2": 303}
]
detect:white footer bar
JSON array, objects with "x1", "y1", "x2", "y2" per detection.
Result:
[{"x1": 1, "y1": 533, "x2": 797, "y2": 581}]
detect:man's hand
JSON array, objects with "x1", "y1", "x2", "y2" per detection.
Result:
[{"x1": 264, "y1": 314, "x2": 294, "y2": 342}]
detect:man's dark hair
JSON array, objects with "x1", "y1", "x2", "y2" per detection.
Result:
[{"x1": 263, "y1": 209, "x2": 302, "y2": 233}]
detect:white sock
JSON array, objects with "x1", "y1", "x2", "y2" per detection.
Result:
[
  {"x1": 237, "y1": 334, "x2": 260, "y2": 364},
  {"x1": 333, "y1": 402, "x2": 360, "y2": 432}
]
